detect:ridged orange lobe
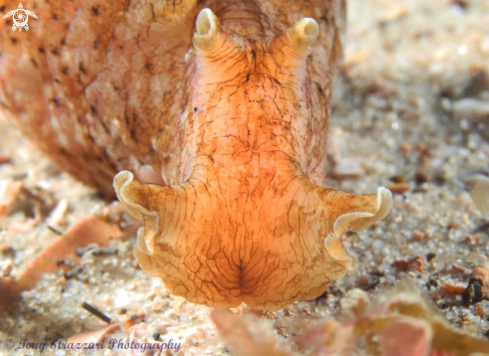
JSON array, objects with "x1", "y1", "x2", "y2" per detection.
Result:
[{"x1": 114, "y1": 8, "x2": 392, "y2": 311}]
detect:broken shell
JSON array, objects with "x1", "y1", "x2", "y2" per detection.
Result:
[
  {"x1": 452, "y1": 98, "x2": 489, "y2": 120},
  {"x1": 471, "y1": 176, "x2": 489, "y2": 215}
]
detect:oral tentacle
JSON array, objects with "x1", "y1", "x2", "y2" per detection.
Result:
[
  {"x1": 193, "y1": 8, "x2": 233, "y2": 53},
  {"x1": 287, "y1": 18, "x2": 320, "y2": 52},
  {"x1": 268, "y1": 18, "x2": 319, "y2": 87}
]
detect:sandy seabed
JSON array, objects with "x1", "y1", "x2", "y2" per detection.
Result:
[{"x1": 1, "y1": 0, "x2": 489, "y2": 355}]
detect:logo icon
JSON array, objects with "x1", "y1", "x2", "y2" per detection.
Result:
[{"x1": 3, "y1": 3, "x2": 38, "y2": 32}]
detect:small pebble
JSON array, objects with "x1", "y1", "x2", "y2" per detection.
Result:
[
  {"x1": 387, "y1": 183, "x2": 412, "y2": 194},
  {"x1": 100, "y1": 247, "x2": 118, "y2": 255},
  {"x1": 372, "y1": 239, "x2": 384, "y2": 252},
  {"x1": 450, "y1": 265, "x2": 466, "y2": 275},
  {"x1": 452, "y1": 98, "x2": 489, "y2": 119},
  {"x1": 400, "y1": 143, "x2": 412, "y2": 152},
  {"x1": 444, "y1": 283, "x2": 466, "y2": 295},
  {"x1": 472, "y1": 267, "x2": 489, "y2": 281},
  {"x1": 340, "y1": 288, "x2": 369, "y2": 318},
  {"x1": 0, "y1": 259, "x2": 14, "y2": 277},
  {"x1": 426, "y1": 253, "x2": 436, "y2": 262},
  {"x1": 56, "y1": 259, "x2": 65, "y2": 266},
  {"x1": 380, "y1": 4, "x2": 408, "y2": 23},
  {"x1": 447, "y1": 221, "x2": 458, "y2": 229},
  {"x1": 145, "y1": 291, "x2": 156, "y2": 300},
  {"x1": 64, "y1": 267, "x2": 81, "y2": 279},
  {"x1": 413, "y1": 231, "x2": 425, "y2": 241},
  {"x1": 462, "y1": 173, "x2": 487, "y2": 186},
  {"x1": 475, "y1": 304, "x2": 484, "y2": 316},
  {"x1": 0, "y1": 156, "x2": 12, "y2": 165},
  {"x1": 0, "y1": 244, "x2": 14, "y2": 255},
  {"x1": 332, "y1": 158, "x2": 365, "y2": 178},
  {"x1": 48, "y1": 198, "x2": 68, "y2": 226},
  {"x1": 123, "y1": 320, "x2": 136, "y2": 329},
  {"x1": 153, "y1": 332, "x2": 160, "y2": 341},
  {"x1": 277, "y1": 327, "x2": 288, "y2": 337},
  {"x1": 47, "y1": 224, "x2": 64, "y2": 235}
]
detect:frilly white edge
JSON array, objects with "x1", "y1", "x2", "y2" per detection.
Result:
[
  {"x1": 324, "y1": 187, "x2": 393, "y2": 270},
  {"x1": 113, "y1": 170, "x2": 159, "y2": 255}
]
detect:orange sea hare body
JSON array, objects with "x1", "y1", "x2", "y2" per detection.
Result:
[{"x1": 0, "y1": 0, "x2": 392, "y2": 310}]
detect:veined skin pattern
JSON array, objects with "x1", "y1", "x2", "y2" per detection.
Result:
[{"x1": 0, "y1": 0, "x2": 393, "y2": 310}]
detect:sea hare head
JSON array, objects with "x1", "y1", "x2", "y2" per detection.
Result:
[{"x1": 114, "y1": 9, "x2": 392, "y2": 311}]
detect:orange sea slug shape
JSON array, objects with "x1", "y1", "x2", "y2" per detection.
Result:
[
  {"x1": 0, "y1": 0, "x2": 392, "y2": 311},
  {"x1": 114, "y1": 8, "x2": 392, "y2": 311}
]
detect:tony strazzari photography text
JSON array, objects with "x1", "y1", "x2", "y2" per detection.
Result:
[{"x1": 14, "y1": 338, "x2": 183, "y2": 353}]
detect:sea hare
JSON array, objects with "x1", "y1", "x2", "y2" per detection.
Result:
[
  {"x1": 0, "y1": 1, "x2": 393, "y2": 310},
  {"x1": 114, "y1": 8, "x2": 392, "y2": 310}
]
